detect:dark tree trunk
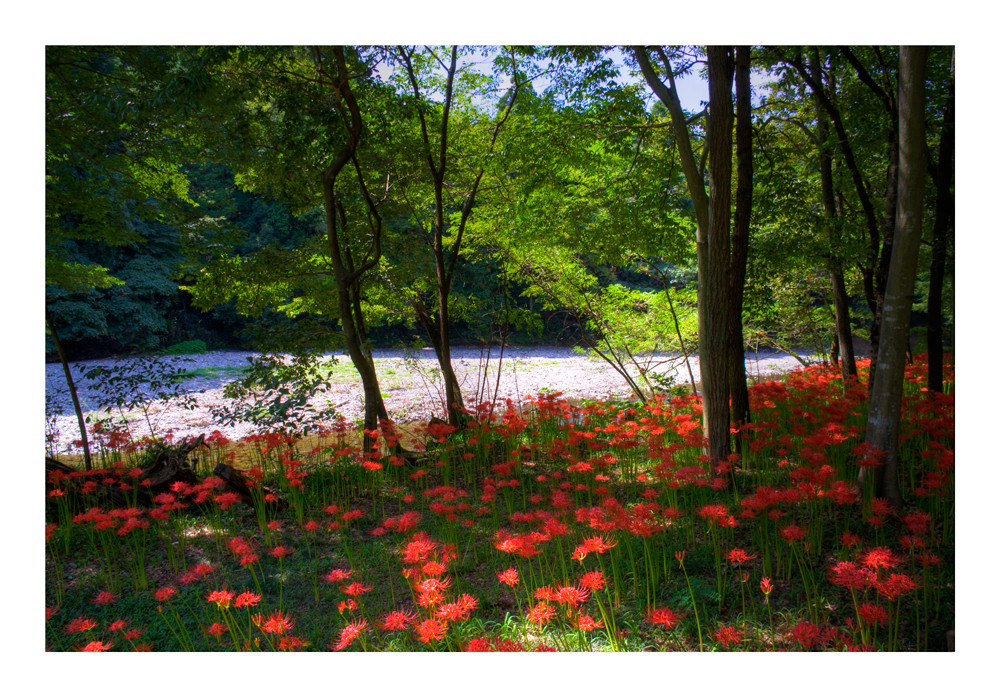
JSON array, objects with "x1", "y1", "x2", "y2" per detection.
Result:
[
  {"x1": 927, "y1": 51, "x2": 955, "y2": 393},
  {"x1": 315, "y1": 46, "x2": 390, "y2": 453},
  {"x1": 704, "y1": 46, "x2": 734, "y2": 468},
  {"x1": 729, "y1": 45, "x2": 753, "y2": 449},
  {"x1": 859, "y1": 46, "x2": 927, "y2": 511},
  {"x1": 46, "y1": 308, "x2": 92, "y2": 470}
]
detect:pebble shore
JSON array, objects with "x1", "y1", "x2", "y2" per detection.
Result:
[{"x1": 45, "y1": 346, "x2": 813, "y2": 455}]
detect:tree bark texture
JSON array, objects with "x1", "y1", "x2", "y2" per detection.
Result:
[
  {"x1": 927, "y1": 50, "x2": 955, "y2": 393},
  {"x1": 728, "y1": 45, "x2": 753, "y2": 446},
  {"x1": 704, "y1": 46, "x2": 734, "y2": 467},
  {"x1": 860, "y1": 46, "x2": 927, "y2": 510}
]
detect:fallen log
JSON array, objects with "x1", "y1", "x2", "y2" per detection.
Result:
[{"x1": 214, "y1": 463, "x2": 288, "y2": 512}]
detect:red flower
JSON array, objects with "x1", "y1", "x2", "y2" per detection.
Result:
[
  {"x1": 66, "y1": 617, "x2": 98, "y2": 633},
  {"x1": 578, "y1": 570, "x2": 607, "y2": 591},
  {"x1": 646, "y1": 606, "x2": 680, "y2": 630},
  {"x1": 234, "y1": 591, "x2": 262, "y2": 609},
  {"x1": 553, "y1": 585, "x2": 590, "y2": 607},
  {"x1": 526, "y1": 601, "x2": 556, "y2": 626},
  {"x1": 415, "y1": 617, "x2": 448, "y2": 644},
  {"x1": 214, "y1": 492, "x2": 242, "y2": 510},
  {"x1": 332, "y1": 619, "x2": 369, "y2": 651},
  {"x1": 153, "y1": 587, "x2": 176, "y2": 603},
  {"x1": 80, "y1": 640, "x2": 113, "y2": 652},
  {"x1": 497, "y1": 568, "x2": 519, "y2": 587},
  {"x1": 93, "y1": 591, "x2": 118, "y2": 606},
  {"x1": 340, "y1": 582, "x2": 373, "y2": 597},
  {"x1": 108, "y1": 619, "x2": 129, "y2": 633},
  {"x1": 857, "y1": 602, "x2": 890, "y2": 627},
  {"x1": 791, "y1": 620, "x2": 821, "y2": 649},
  {"x1": 760, "y1": 577, "x2": 773, "y2": 596},
  {"x1": 860, "y1": 546, "x2": 900, "y2": 571},
  {"x1": 207, "y1": 622, "x2": 229, "y2": 637},
  {"x1": 259, "y1": 611, "x2": 294, "y2": 635},
  {"x1": 876, "y1": 573, "x2": 919, "y2": 601},
  {"x1": 379, "y1": 610, "x2": 416, "y2": 631},
  {"x1": 270, "y1": 546, "x2": 294, "y2": 558},
  {"x1": 713, "y1": 624, "x2": 742, "y2": 648},
  {"x1": 323, "y1": 568, "x2": 353, "y2": 583},
  {"x1": 206, "y1": 589, "x2": 234, "y2": 610},
  {"x1": 828, "y1": 561, "x2": 873, "y2": 590},
  {"x1": 780, "y1": 524, "x2": 806, "y2": 543},
  {"x1": 279, "y1": 635, "x2": 308, "y2": 651},
  {"x1": 726, "y1": 548, "x2": 757, "y2": 565}
]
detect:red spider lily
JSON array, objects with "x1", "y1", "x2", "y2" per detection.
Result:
[
  {"x1": 214, "y1": 492, "x2": 242, "y2": 510},
  {"x1": 828, "y1": 561, "x2": 874, "y2": 590},
  {"x1": 206, "y1": 589, "x2": 234, "y2": 610},
  {"x1": 234, "y1": 591, "x2": 262, "y2": 609},
  {"x1": 714, "y1": 624, "x2": 742, "y2": 648},
  {"x1": 414, "y1": 617, "x2": 448, "y2": 644},
  {"x1": 579, "y1": 570, "x2": 607, "y2": 591},
  {"x1": 257, "y1": 611, "x2": 294, "y2": 635},
  {"x1": 340, "y1": 582, "x2": 373, "y2": 597},
  {"x1": 497, "y1": 568, "x2": 519, "y2": 587},
  {"x1": 760, "y1": 577, "x2": 773, "y2": 596},
  {"x1": 792, "y1": 620, "x2": 821, "y2": 649},
  {"x1": 269, "y1": 546, "x2": 294, "y2": 558},
  {"x1": 876, "y1": 573, "x2": 919, "y2": 601},
  {"x1": 66, "y1": 617, "x2": 98, "y2": 633},
  {"x1": 857, "y1": 603, "x2": 891, "y2": 627},
  {"x1": 860, "y1": 546, "x2": 901, "y2": 571},
  {"x1": 577, "y1": 614, "x2": 604, "y2": 631},
  {"x1": 279, "y1": 635, "x2": 308, "y2": 651},
  {"x1": 153, "y1": 587, "x2": 176, "y2": 603},
  {"x1": 646, "y1": 606, "x2": 681, "y2": 629},
  {"x1": 323, "y1": 568, "x2": 353, "y2": 583},
  {"x1": 92, "y1": 591, "x2": 118, "y2": 605},
  {"x1": 379, "y1": 610, "x2": 417, "y2": 631},
  {"x1": 726, "y1": 548, "x2": 757, "y2": 565},
  {"x1": 80, "y1": 640, "x2": 113, "y2": 652},
  {"x1": 332, "y1": 619, "x2": 369, "y2": 650},
  {"x1": 526, "y1": 601, "x2": 556, "y2": 626},
  {"x1": 553, "y1": 585, "x2": 590, "y2": 606}
]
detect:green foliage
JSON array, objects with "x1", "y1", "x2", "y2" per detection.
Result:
[
  {"x1": 210, "y1": 351, "x2": 338, "y2": 436},
  {"x1": 82, "y1": 354, "x2": 198, "y2": 441},
  {"x1": 162, "y1": 340, "x2": 208, "y2": 355}
]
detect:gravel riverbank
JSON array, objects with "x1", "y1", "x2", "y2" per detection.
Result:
[{"x1": 44, "y1": 345, "x2": 815, "y2": 456}]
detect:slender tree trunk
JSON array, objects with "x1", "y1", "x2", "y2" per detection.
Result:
[
  {"x1": 729, "y1": 45, "x2": 753, "y2": 449},
  {"x1": 46, "y1": 308, "x2": 92, "y2": 470},
  {"x1": 315, "y1": 46, "x2": 389, "y2": 452},
  {"x1": 704, "y1": 46, "x2": 734, "y2": 468},
  {"x1": 927, "y1": 50, "x2": 955, "y2": 393},
  {"x1": 859, "y1": 46, "x2": 927, "y2": 510},
  {"x1": 810, "y1": 49, "x2": 857, "y2": 383}
]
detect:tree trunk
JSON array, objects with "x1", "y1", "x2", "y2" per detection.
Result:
[
  {"x1": 729, "y1": 45, "x2": 753, "y2": 450},
  {"x1": 315, "y1": 46, "x2": 389, "y2": 453},
  {"x1": 46, "y1": 308, "x2": 92, "y2": 470},
  {"x1": 927, "y1": 50, "x2": 955, "y2": 393},
  {"x1": 810, "y1": 49, "x2": 857, "y2": 383},
  {"x1": 859, "y1": 46, "x2": 927, "y2": 511},
  {"x1": 704, "y1": 46, "x2": 734, "y2": 468}
]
